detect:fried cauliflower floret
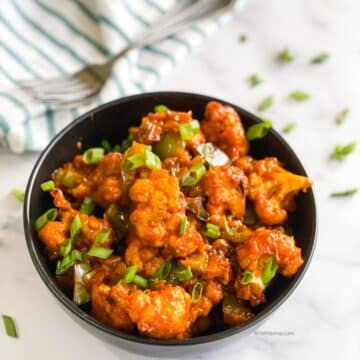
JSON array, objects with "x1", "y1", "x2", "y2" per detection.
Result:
[
  {"x1": 201, "y1": 101, "x2": 249, "y2": 160},
  {"x1": 38, "y1": 189, "x2": 114, "y2": 258},
  {"x1": 235, "y1": 228, "x2": 303, "y2": 305},
  {"x1": 38, "y1": 221, "x2": 67, "y2": 258},
  {"x1": 248, "y1": 157, "x2": 312, "y2": 225},
  {"x1": 124, "y1": 236, "x2": 164, "y2": 278},
  {"x1": 127, "y1": 284, "x2": 192, "y2": 339},
  {"x1": 129, "y1": 169, "x2": 205, "y2": 257},
  {"x1": 203, "y1": 165, "x2": 248, "y2": 224},
  {"x1": 91, "y1": 283, "x2": 134, "y2": 332},
  {"x1": 53, "y1": 152, "x2": 123, "y2": 208}
]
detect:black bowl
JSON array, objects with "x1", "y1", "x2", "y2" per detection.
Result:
[{"x1": 24, "y1": 92, "x2": 317, "y2": 355}]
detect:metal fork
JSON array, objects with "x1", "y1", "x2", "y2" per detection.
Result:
[{"x1": 18, "y1": 0, "x2": 238, "y2": 108}]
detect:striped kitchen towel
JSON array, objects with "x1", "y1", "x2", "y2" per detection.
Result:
[{"x1": 0, "y1": 0, "x2": 244, "y2": 153}]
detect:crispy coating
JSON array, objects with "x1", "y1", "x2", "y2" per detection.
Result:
[
  {"x1": 124, "y1": 236, "x2": 164, "y2": 277},
  {"x1": 53, "y1": 152, "x2": 123, "y2": 208},
  {"x1": 91, "y1": 284, "x2": 134, "y2": 331},
  {"x1": 38, "y1": 221, "x2": 67, "y2": 258},
  {"x1": 127, "y1": 284, "x2": 191, "y2": 339},
  {"x1": 129, "y1": 169, "x2": 205, "y2": 257},
  {"x1": 201, "y1": 101, "x2": 249, "y2": 160},
  {"x1": 248, "y1": 157, "x2": 312, "y2": 225},
  {"x1": 235, "y1": 228, "x2": 303, "y2": 305},
  {"x1": 203, "y1": 165, "x2": 248, "y2": 224}
]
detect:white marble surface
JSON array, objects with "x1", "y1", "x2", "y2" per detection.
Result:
[{"x1": 1, "y1": 0, "x2": 360, "y2": 359}]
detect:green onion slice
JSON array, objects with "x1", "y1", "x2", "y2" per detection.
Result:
[
  {"x1": 118, "y1": 133, "x2": 134, "y2": 152},
  {"x1": 70, "y1": 214, "x2": 82, "y2": 239},
  {"x1": 179, "y1": 216, "x2": 187, "y2": 236},
  {"x1": 330, "y1": 188, "x2": 358, "y2": 197},
  {"x1": 203, "y1": 223, "x2": 221, "y2": 239},
  {"x1": 278, "y1": 48, "x2": 293, "y2": 62},
  {"x1": 87, "y1": 246, "x2": 113, "y2": 259},
  {"x1": 289, "y1": 91, "x2": 310, "y2": 101},
  {"x1": 196, "y1": 143, "x2": 229, "y2": 167},
  {"x1": 249, "y1": 73, "x2": 262, "y2": 87},
  {"x1": 175, "y1": 265, "x2": 193, "y2": 282},
  {"x1": 240, "y1": 270, "x2": 253, "y2": 285},
  {"x1": 330, "y1": 142, "x2": 356, "y2": 161},
  {"x1": 191, "y1": 282, "x2": 203, "y2": 303},
  {"x1": 80, "y1": 197, "x2": 95, "y2": 214},
  {"x1": 133, "y1": 274, "x2": 148, "y2": 288},
  {"x1": 35, "y1": 208, "x2": 58, "y2": 231},
  {"x1": 2, "y1": 315, "x2": 18, "y2": 338},
  {"x1": 144, "y1": 148, "x2": 161, "y2": 169},
  {"x1": 123, "y1": 265, "x2": 138, "y2": 283},
  {"x1": 82, "y1": 147, "x2": 105, "y2": 164},
  {"x1": 181, "y1": 163, "x2": 206, "y2": 187},
  {"x1": 153, "y1": 262, "x2": 172, "y2": 280},
  {"x1": 60, "y1": 238, "x2": 73, "y2": 258},
  {"x1": 40, "y1": 180, "x2": 55, "y2": 192},
  {"x1": 311, "y1": 53, "x2": 329, "y2": 64},
  {"x1": 239, "y1": 33, "x2": 247, "y2": 43},
  {"x1": 95, "y1": 229, "x2": 112, "y2": 244},
  {"x1": 282, "y1": 122, "x2": 297, "y2": 134},
  {"x1": 257, "y1": 96, "x2": 273, "y2": 112},
  {"x1": 179, "y1": 120, "x2": 200, "y2": 141},
  {"x1": 56, "y1": 249, "x2": 85, "y2": 275},
  {"x1": 246, "y1": 120, "x2": 272, "y2": 141},
  {"x1": 154, "y1": 104, "x2": 168, "y2": 113},
  {"x1": 335, "y1": 108, "x2": 349, "y2": 126},
  {"x1": 11, "y1": 188, "x2": 25, "y2": 202},
  {"x1": 262, "y1": 257, "x2": 278, "y2": 285}
]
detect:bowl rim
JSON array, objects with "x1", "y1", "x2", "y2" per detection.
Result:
[{"x1": 24, "y1": 91, "x2": 317, "y2": 346}]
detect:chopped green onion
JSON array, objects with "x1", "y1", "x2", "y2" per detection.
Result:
[
  {"x1": 82, "y1": 147, "x2": 105, "y2": 164},
  {"x1": 330, "y1": 188, "x2": 358, "y2": 197},
  {"x1": 282, "y1": 122, "x2": 297, "y2": 134},
  {"x1": 101, "y1": 139, "x2": 112, "y2": 153},
  {"x1": 289, "y1": 91, "x2": 310, "y2": 101},
  {"x1": 73, "y1": 263, "x2": 91, "y2": 305},
  {"x1": 196, "y1": 143, "x2": 229, "y2": 167},
  {"x1": 311, "y1": 53, "x2": 329, "y2": 64},
  {"x1": 262, "y1": 257, "x2": 278, "y2": 285},
  {"x1": 123, "y1": 265, "x2": 138, "y2": 283},
  {"x1": 144, "y1": 148, "x2": 161, "y2": 169},
  {"x1": 55, "y1": 170, "x2": 77, "y2": 188},
  {"x1": 2, "y1": 315, "x2": 18, "y2": 338},
  {"x1": 153, "y1": 261, "x2": 172, "y2": 280},
  {"x1": 95, "y1": 229, "x2": 112, "y2": 244},
  {"x1": 191, "y1": 282, "x2": 203, "y2": 303},
  {"x1": 133, "y1": 274, "x2": 148, "y2": 288},
  {"x1": 175, "y1": 266, "x2": 193, "y2": 282},
  {"x1": 80, "y1": 197, "x2": 95, "y2": 214},
  {"x1": 35, "y1": 208, "x2": 58, "y2": 231},
  {"x1": 60, "y1": 238, "x2": 73, "y2": 258},
  {"x1": 56, "y1": 249, "x2": 85, "y2": 275},
  {"x1": 240, "y1": 270, "x2": 253, "y2": 285},
  {"x1": 239, "y1": 33, "x2": 247, "y2": 43},
  {"x1": 126, "y1": 153, "x2": 144, "y2": 169},
  {"x1": 11, "y1": 188, "x2": 25, "y2": 202},
  {"x1": 154, "y1": 104, "x2": 168, "y2": 113},
  {"x1": 203, "y1": 223, "x2": 220, "y2": 239},
  {"x1": 70, "y1": 214, "x2": 82, "y2": 239},
  {"x1": 179, "y1": 120, "x2": 200, "y2": 141},
  {"x1": 87, "y1": 246, "x2": 113, "y2": 259},
  {"x1": 330, "y1": 142, "x2": 356, "y2": 161},
  {"x1": 181, "y1": 163, "x2": 206, "y2": 187},
  {"x1": 179, "y1": 216, "x2": 187, "y2": 236},
  {"x1": 278, "y1": 48, "x2": 293, "y2": 62},
  {"x1": 40, "y1": 180, "x2": 55, "y2": 192},
  {"x1": 257, "y1": 96, "x2": 273, "y2": 112},
  {"x1": 248, "y1": 73, "x2": 262, "y2": 87},
  {"x1": 335, "y1": 108, "x2": 349, "y2": 126},
  {"x1": 118, "y1": 133, "x2": 135, "y2": 153},
  {"x1": 224, "y1": 217, "x2": 240, "y2": 236},
  {"x1": 246, "y1": 120, "x2": 272, "y2": 141}
]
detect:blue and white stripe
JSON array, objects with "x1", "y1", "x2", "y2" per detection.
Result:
[{"x1": 0, "y1": 0, "x2": 233, "y2": 153}]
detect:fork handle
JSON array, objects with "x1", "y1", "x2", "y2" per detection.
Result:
[{"x1": 109, "y1": 0, "x2": 235, "y2": 64}]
